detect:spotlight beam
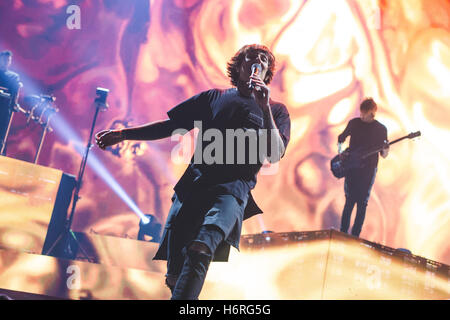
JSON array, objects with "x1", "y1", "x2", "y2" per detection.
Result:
[
  {"x1": 51, "y1": 112, "x2": 148, "y2": 223},
  {"x1": 0, "y1": 46, "x2": 148, "y2": 225}
]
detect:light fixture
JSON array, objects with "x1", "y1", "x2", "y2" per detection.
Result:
[{"x1": 138, "y1": 214, "x2": 162, "y2": 243}]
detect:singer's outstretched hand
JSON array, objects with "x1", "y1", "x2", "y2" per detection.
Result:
[
  {"x1": 95, "y1": 129, "x2": 124, "y2": 150},
  {"x1": 249, "y1": 75, "x2": 270, "y2": 110}
]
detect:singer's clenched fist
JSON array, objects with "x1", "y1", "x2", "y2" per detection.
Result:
[
  {"x1": 95, "y1": 129, "x2": 124, "y2": 150},
  {"x1": 249, "y1": 74, "x2": 270, "y2": 110}
]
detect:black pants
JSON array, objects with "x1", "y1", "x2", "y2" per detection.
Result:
[
  {"x1": 163, "y1": 192, "x2": 247, "y2": 300},
  {"x1": 170, "y1": 224, "x2": 224, "y2": 300},
  {"x1": 340, "y1": 167, "x2": 377, "y2": 237}
]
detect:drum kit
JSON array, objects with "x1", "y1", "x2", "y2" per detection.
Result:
[{"x1": 0, "y1": 85, "x2": 59, "y2": 164}]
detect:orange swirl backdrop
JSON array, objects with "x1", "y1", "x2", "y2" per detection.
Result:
[{"x1": 0, "y1": 0, "x2": 449, "y2": 265}]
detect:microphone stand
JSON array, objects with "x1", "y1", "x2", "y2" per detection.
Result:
[{"x1": 44, "y1": 89, "x2": 109, "y2": 261}]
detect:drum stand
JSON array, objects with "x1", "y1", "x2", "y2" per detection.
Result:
[{"x1": 33, "y1": 105, "x2": 58, "y2": 164}]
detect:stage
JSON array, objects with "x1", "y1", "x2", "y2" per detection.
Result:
[{"x1": 0, "y1": 228, "x2": 448, "y2": 300}]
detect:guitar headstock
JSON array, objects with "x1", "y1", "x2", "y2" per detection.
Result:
[{"x1": 408, "y1": 131, "x2": 421, "y2": 139}]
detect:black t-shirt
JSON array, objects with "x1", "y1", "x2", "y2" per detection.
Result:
[
  {"x1": 167, "y1": 88, "x2": 291, "y2": 219},
  {"x1": 338, "y1": 118, "x2": 387, "y2": 168}
]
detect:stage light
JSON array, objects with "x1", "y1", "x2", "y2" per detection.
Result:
[
  {"x1": 395, "y1": 248, "x2": 412, "y2": 255},
  {"x1": 138, "y1": 214, "x2": 162, "y2": 243},
  {"x1": 0, "y1": 49, "x2": 148, "y2": 224},
  {"x1": 262, "y1": 230, "x2": 274, "y2": 242},
  {"x1": 49, "y1": 112, "x2": 148, "y2": 222}
]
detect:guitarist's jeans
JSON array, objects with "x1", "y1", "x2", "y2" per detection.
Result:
[{"x1": 340, "y1": 167, "x2": 377, "y2": 237}]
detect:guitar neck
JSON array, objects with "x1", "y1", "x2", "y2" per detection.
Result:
[{"x1": 361, "y1": 135, "x2": 410, "y2": 159}]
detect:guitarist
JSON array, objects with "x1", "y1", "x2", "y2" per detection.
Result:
[{"x1": 337, "y1": 98, "x2": 389, "y2": 237}]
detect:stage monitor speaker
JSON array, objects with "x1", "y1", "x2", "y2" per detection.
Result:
[{"x1": 0, "y1": 155, "x2": 76, "y2": 255}]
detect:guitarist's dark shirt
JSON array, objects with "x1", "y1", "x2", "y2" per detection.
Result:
[{"x1": 338, "y1": 118, "x2": 387, "y2": 169}]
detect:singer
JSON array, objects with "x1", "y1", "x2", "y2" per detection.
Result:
[{"x1": 95, "y1": 44, "x2": 291, "y2": 300}]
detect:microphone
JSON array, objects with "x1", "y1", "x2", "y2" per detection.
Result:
[{"x1": 248, "y1": 63, "x2": 262, "y2": 90}]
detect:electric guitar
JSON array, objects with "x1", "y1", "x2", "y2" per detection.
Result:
[{"x1": 330, "y1": 131, "x2": 421, "y2": 179}]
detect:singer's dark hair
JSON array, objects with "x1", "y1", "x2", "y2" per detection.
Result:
[{"x1": 227, "y1": 44, "x2": 276, "y2": 87}]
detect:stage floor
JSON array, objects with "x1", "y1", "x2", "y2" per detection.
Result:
[{"x1": 0, "y1": 229, "x2": 448, "y2": 300}]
